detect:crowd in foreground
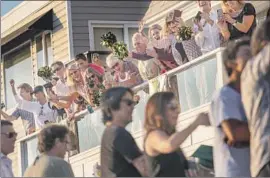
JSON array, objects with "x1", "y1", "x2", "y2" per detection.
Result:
[{"x1": 1, "y1": 0, "x2": 270, "y2": 177}]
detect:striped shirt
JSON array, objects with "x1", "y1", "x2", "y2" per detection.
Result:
[
  {"x1": 12, "y1": 108, "x2": 35, "y2": 135},
  {"x1": 0, "y1": 152, "x2": 14, "y2": 177},
  {"x1": 241, "y1": 43, "x2": 270, "y2": 177}
]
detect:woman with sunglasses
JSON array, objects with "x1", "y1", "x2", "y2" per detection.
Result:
[
  {"x1": 100, "y1": 87, "x2": 148, "y2": 177},
  {"x1": 144, "y1": 92, "x2": 210, "y2": 177}
]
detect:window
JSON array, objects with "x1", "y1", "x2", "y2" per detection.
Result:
[
  {"x1": 89, "y1": 21, "x2": 149, "y2": 61},
  {"x1": 4, "y1": 43, "x2": 33, "y2": 109},
  {"x1": 35, "y1": 32, "x2": 53, "y2": 85}
]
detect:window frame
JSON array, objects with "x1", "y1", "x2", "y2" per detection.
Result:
[
  {"x1": 2, "y1": 40, "x2": 33, "y2": 110},
  {"x1": 88, "y1": 20, "x2": 148, "y2": 51},
  {"x1": 34, "y1": 30, "x2": 53, "y2": 85},
  {"x1": 34, "y1": 30, "x2": 53, "y2": 67}
]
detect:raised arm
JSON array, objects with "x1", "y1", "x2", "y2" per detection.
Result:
[
  {"x1": 9, "y1": 79, "x2": 23, "y2": 105},
  {"x1": 146, "y1": 113, "x2": 209, "y2": 154}
]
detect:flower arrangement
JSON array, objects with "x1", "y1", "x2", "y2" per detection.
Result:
[
  {"x1": 112, "y1": 41, "x2": 129, "y2": 60},
  {"x1": 37, "y1": 66, "x2": 53, "y2": 82},
  {"x1": 100, "y1": 32, "x2": 117, "y2": 49},
  {"x1": 101, "y1": 32, "x2": 129, "y2": 60},
  {"x1": 177, "y1": 26, "x2": 193, "y2": 41},
  {"x1": 92, "y1": 86, "x2": 105, "y2": 107}
]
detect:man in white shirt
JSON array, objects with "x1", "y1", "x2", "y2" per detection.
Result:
[
  {"x1": 1, "y1": 120, "x2": 16, "y2": 177},
  {"x1": 51, "y1": 61, "x2": 70, "y2": 97},
  {"x1": 16, "y1": 85, "x2": 57, "y2": 130},
  {"x1": 194, "y1": 0, "x2": 220, "y2": 54}
]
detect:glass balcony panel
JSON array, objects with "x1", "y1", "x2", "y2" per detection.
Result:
[
  {"x1": 177, "y1": 58, "x2": 218, "y2": 112},
  {"x1": 22, "y1": 136, "x2": 39, "y2": 173}
]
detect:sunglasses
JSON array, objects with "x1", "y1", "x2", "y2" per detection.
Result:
[
  {"x1": 1, "y1": 132, "x2": 17, "y2": 139},
  {"x1": 53, "y1": 67, "x2": 62, "y2": 73},
  {"x1": 167, "y1": 103, "x2": 180, "y2": 111},
  {"x1": 121, "y1": 99, "x2": 136, "y2": 106}
]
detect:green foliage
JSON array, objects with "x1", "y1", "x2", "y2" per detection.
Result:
[
  {"x1": 112, "y1": 41, "x2": 129, "y2": 60},
  {"x1": 37, "y1": 66, "x2": 53, "y2": 81},
  {"x1": 178, "y1": 26, "x2": 193, "y2": 41},
  {"x1": 100, "y1": 32, "x2": 117, "y2": 48},
  {"x1": 100, "y1": 32, "x2": 128, "y2": 60}
]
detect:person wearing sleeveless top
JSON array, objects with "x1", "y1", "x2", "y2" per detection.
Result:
[{"x1": 143, "y1": 92, "x2": 210, "y2": 177}]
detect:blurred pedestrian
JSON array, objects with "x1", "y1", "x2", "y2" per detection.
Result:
[
  {"x1": 241, "y1": 18, "x2": 270, "y2": 177},
  {"x1": 144, "y1": 92, "x2": 209, "y2": 177},
  {"x1": 210, "y1": 37, "x2": 252, "y2": 177},
  {"x1": 100, "y1": 87, "x2": 148, "y2": 177},
  {"x1": 0, "y1": 120, "x2": 17, "y2": 177},
  {"x1": 23, "y1": 124, "x2": 74, "y2": 177}
]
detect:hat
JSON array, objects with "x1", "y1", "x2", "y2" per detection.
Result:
[
  {"x1": 166, "y1": 10, "x2": 182, "y2": 23},
  {"x1": 31, "y1": 85, "x2": 44, "y2": 94}
]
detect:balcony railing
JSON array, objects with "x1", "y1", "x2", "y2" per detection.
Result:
[{"x1": 16, "y1": 47, "x2": 226, "y2": 176}]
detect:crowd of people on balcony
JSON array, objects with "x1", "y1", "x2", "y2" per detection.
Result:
[{"x1": 1, "y1": 0, "x2": 270, "y2": 177}]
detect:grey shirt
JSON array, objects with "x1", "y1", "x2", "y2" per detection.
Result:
[
  {"x1": 241, "y1": 43, "x2": 270, "y2": 177},
  {"x1": 209, "y1": 85, "x2": 250, "y2": 177},
  {"x1": 23, "y1": 155, "x2": 74, "y2": 177}
]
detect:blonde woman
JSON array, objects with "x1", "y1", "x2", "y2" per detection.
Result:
[{"x1": 218, "y1": 0, "x2": 256, "y2": 41}]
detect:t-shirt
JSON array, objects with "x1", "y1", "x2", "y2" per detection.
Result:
[
  {"x1": 209, "y1": 85, "x2": 250, "y2": 177},
  {"x1": 23, "y1": 155, "x2": 74, "y2": 177},
  {"x1": 15, "y1": 95, "x2": 57, "y2": 129},
  {"x1": 227, "y1": 3, "x2": 257, "y2": 41},
  {"x1": 241, "y1": 44, "x2": 270, "y2": 177},
  {"x1": 100, "y1": 125, "x2": 142, "y2": 177}
]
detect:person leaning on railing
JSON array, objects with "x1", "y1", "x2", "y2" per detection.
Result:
[
  {"x1": 218, "y1": 0, "x2": 256, "y2": 41},
  {"x1": 0, "y1": 80, "x2": 35, "y2": 135},
  {"x1": 106, "y1": 54, "x2": 143, "y2": 88}
]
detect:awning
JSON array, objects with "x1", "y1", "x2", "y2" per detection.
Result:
[{"x1": 1, "y1": 9, "x2": 53, "y2": 46}]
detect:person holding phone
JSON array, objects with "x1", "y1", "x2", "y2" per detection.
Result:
[
  {"x1": 218, "y1": 0, "x2": 256, "y2": 41},
  {"x1": 194, "y1": 0, "x2": 220, "y2": 54}
]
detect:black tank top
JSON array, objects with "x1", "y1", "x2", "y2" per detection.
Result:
[{"x1": 144, "y1": 131, "x2": 188, "y2": 177}]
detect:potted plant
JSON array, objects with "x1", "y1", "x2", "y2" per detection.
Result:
[
  {"x1": 111, "y1": 41, "x2": 129, "y2": 60},
  {"x1": 176, "y1": 26, "x2": 202, "y2": 62},
  {"x1": 100, "y1": 32, "x2": 117, "y2": 50},
  {"x1": 37, "y1": 66, "x2": 54, "y2": 83},
  {"x1": 101, "y1": 32, "x2": 129, "y2": 61}
]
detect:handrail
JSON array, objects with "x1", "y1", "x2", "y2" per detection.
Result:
[{"x1": 17, "y1": 47, "x2": 224, "y2": 143}]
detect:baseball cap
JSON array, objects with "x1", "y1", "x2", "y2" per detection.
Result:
[{"x1": 31, "y1": 85, "x2": 44, "y2": 94}]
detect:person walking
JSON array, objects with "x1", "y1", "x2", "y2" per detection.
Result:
[
  {"x1": 210, "y1": 37, "x2": 252, "y2": 177},
  {"x1": 100, "y1": 87, "x2": 147, "y2": 177}
]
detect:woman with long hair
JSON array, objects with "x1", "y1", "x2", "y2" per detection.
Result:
[
  {"x1": 144, "y1": 92, "x2": 210, "y2": 177},
  {"x1": 218, "y1": 0, "x2": 256, "y2": 41}
]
